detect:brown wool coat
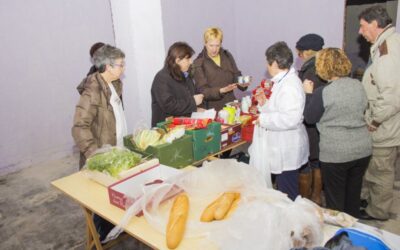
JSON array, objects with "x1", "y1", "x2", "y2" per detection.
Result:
[
  {"x1": 193, "y1": 48, "x2": 243, "y2": 111},
  {"x1": 72, "y1": 72, "x2": 122, "y2": 167}
]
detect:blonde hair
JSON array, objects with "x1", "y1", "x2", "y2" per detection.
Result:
[
  {"x1": 315, "y1": 48, "x2": 352, "y2": 81},
  {"x1": 302, "y1": 50, "x2": 318, "y2": 60},
  {"x1": 204, "y1": 27, "x2": 223, "y2": 43}
]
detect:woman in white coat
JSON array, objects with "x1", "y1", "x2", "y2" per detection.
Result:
[{"x1": 250, "y1": 41, "x2": 309, "y2": 200}]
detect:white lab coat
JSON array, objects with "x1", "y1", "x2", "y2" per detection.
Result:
[{"x1": 249, "y1": 68, "x2": 309, "y2": 177}]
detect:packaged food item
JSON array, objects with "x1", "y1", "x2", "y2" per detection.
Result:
[
  {"x1": 172, "y1": 117, "x2": 211, "y2": 130},
  {"x1": 223, "y1": 106, "x2": 236, "y2": 125},
  {"x1": 217, "y1": 109, "x2": 229, "y2": 124}
]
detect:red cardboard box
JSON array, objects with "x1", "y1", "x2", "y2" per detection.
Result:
[
  {"x1": 240, "y1": 114, "x2": 258, "y2": 143},
  {"x1": 108, "y1": 164, "x2": 181, "y2": 210},
  {"x1": 221, "y1": 123, "x2": 242, "y2": 149}
]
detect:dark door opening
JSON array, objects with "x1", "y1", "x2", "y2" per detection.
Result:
[{"x1": 344, "y1": 0, "x2": 398, "y2": 80}]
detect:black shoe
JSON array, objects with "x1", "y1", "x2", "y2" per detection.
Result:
[
  {"x1": 358, "y1": 210, "x2": 387, "y2": 221},
  {"x1": 360, "y1": 199, "x2": 368, "y2": 209}
]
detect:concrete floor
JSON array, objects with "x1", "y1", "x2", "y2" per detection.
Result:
[{"x1": 0, "y1": 153, "x2": 399, "y2": 250}]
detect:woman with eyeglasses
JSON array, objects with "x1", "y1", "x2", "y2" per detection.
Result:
[
  {"x1": 72, "y1": 44, "x2": 127, "y2": 168},
  {"x1": 151, "y1": 42, "x2": 204, "y2": 127},
  {"x1": 72, "y1": 44, "x2": 127, "y2": 242}
]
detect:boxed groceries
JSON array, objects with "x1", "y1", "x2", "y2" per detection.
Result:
[
  {"x1": 220, "y1": 123, "x2": 242, "y2": 149},
  {"x1": 124, "y1": 133, "x2": 194, "y2": 169},
  {"x1": 108, "y1": 164, "x2": 181, "y2": 210},
  {"x1": 158, "y1": 119, "x2": 222, "y2": 161},
  {"x1": 185, "y1": 122, "x2": 221, "y2": 161},
  {"x1": 83, "y1": 146, "x2": 158, "y2": 187}
]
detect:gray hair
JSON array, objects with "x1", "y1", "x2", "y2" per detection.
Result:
[
  {"x1": 93, "y1": 44, "x2": 125, "y2": 73},
  {"x1": 265, "y1": 41, "x2": 293, "y2": 70}
]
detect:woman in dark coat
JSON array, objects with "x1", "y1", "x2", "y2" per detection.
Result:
[
  {"x1": 151, "y1": 42, "x2": 204, "y2": 127},
  {"x1": 296, "y1": 34, "x2": 326, "y2": 205}
]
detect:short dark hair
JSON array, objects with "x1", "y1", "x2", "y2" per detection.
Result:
[
  {"x1": 165, "y1": 42, "x2": 195, "y2": 81},
  {"x1": 89, "y1": 42, "x2": 105, "y2": 58},
  {"x1": 265, "y1": 41, "x2": 293, "y2": 69},
  {"x1": 358, "y1": 5, "x2": 392, "y2": 28}
]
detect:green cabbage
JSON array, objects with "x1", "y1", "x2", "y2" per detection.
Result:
[{"x1": 86, "y1": 148, "x2": 142, "y2": 177}]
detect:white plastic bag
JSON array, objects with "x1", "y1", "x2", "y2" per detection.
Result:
[
  {"x1": 105, "y1": 160, "x2": 323, "y2": 249},
  {"x1": 248, "y1": 124, "x2": 273, "y2": 188}
]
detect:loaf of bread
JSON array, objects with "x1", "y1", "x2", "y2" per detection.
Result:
[
  {"x1": 224, "y1": 194, "x2": 240, "y2": 219},
  {"x1": 166, "y1": 193, "x2": 189, "y2": 249},
  {"x1": 200, "y1": 192, "x2": 240, "y2": 222},
  {"x1": 214, "y1": 192, "x2": 237, "y2": 220},
  {"x1": 200, "y1": 198, "x2": 220, "y2": 222}
]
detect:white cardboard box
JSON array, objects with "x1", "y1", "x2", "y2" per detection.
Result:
[
  {"x1": 83, "y1": 158, "x2": 160, "y2": 187},
  {"x1": 107, "y1": 164, "x2": 181, "y2": 210}
]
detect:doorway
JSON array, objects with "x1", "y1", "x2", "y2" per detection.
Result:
[{"x1": 344, "y1": 0, "x2": 398, "y2": 80}]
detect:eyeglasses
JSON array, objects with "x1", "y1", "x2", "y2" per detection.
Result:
[{"x1": 112, "y1": 63, "x2": 125, "y2": 68}]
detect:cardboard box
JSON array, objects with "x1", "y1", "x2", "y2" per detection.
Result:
[
  {"x1": 221, "y1": 123, "x2": 242, "y2": 149},
  {"x1": 108, "y1": 164, "x2": 181, "y2": 210},
  {"x1": 124, "y1": 134, "x2": 194, "y2": 169},
  {"x1": 185, "y1": 122, "x2": 221, "y2": 161},
  {"x1": 83, "y1": 158, "x2": 160, "y2": 187}
]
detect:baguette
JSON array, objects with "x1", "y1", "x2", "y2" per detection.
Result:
[
  {"x1": 224, "y1": 194, "x2": 240, "y2": 219},
  {"x1": 200, "y1": 198, "x2": 220, "y2": 222},
  {"x1": 214, "y1": 192, "x2": 237, "y2": 220},
  {"x1": 166, "y1": 193, "x2": 189, "y2": 249}
]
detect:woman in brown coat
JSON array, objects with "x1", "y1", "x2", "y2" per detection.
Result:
[
  {"x1": 193, "y1": 27, "x2": 248, "y2": 111},
  {"x1": 72, "y1": 44, "x2": 127, "y2": 242}
]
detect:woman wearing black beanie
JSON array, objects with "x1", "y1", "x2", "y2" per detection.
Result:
[{"x1": 296, "y1": 33, "x2": 326, "y2": 205}]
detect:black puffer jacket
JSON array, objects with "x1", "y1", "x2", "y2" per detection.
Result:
[
  {"x1": 299, "y1": 56, "x2": 326, "y2": 161},
  {"x1": 151, "y1": 67, "x2": 197, "y2": 127}
]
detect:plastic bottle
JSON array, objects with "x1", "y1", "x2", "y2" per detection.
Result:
[
  {"x1": 241, "y1": 96, "x2": 249, "y2": 113},
  {"x1": 218, "y1": 109, "x2": 229, "y2": 124}
]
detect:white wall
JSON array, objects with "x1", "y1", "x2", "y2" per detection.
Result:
[
  {"x1": 0, "y1": 0, "x2": 348, "y2": 175},
  {"x1": 109, "y1": 0, "x2": 165, "y2": 131},
  {"x1": 0, "y1": 0, "x2": 115, "y2": 174},
  {"x1": 161, "y1": 0, "x2": 345, "y2": 95}
]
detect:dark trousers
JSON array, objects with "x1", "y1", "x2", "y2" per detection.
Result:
[
  {"x1": 321, "y1": 156, "x2": 371, "y2": 218},
  {"x1": 275, "y1": 169, "x2": 299, "y2": 201},
  {"x1": 93, "y1": 214, "x2": 115, "y2": 242}
]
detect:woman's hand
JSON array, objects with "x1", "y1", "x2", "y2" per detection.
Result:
[
  {"x1": 254, "y1": 89, "x2": 267, "y2": 106},
  {"x1": 194, "y1": 94, "x2": 204, "y2": 105},
  {"x1": 196, "y1": 107, "x2": 206, "y2": 112},
  {"x1": 303, "y1": 79, "x2": 314, "y2": 94},
  {"x1": 219, "y1": 83, "x2": 237, "y2": 94}
]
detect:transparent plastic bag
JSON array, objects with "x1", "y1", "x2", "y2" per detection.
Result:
[
  {"x1": 248, "y1": 124, "x2": 273, "y2": 188},
  {"x1": 104, "y1": 159, "x2": 323, "y2": 249}
]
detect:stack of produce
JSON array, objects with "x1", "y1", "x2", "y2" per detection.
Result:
[
  {"x1": 132, "y1": 126, "x2": 186, "y2": 151},
  {"x1": 86, "y1": 148, "x2": 142, "y2": 177}
]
